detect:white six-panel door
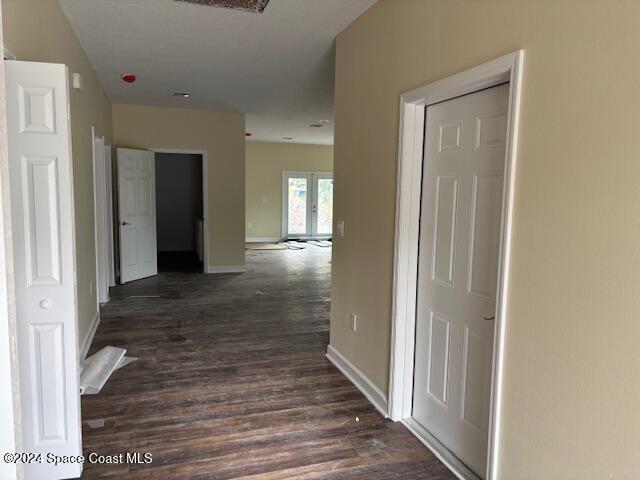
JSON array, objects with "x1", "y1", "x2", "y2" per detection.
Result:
[
  {"x1": 6, "y1": 61, "x2": 83, "y2": 479},
  {"x1": 117, "y1": 148, "x2": 157, "y2": 283},
  {"x1": 413, "y1": 84, "x2": 509, "y2": 477}
]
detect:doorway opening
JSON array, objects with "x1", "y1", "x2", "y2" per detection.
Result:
[
  {"x1": 282, "y1": 171, "x2": 333, "y2": 240},
  {"x1": 155, "y1": 152, "x2": 204, "y2": 273}
]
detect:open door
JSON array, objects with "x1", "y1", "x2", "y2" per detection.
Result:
[
  {"x1": 6, "y1": 60, "x2": 83, "y2": 479},
  {"x1": 117, "y1": 148, "x2": 157, "y2": 283}
]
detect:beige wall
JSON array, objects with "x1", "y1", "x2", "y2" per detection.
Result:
[
  {"x1": 3, "y1": 0, "x2": 113, "y2": 343},
  {"x1": 331, "y1": 1, "x2": 640, "y2": 478},
  {"x1": 246, "y1": 141, "x2": 333, "y2": 239},
  {"x1": 112, "y1": 104, "x2": 246, "y2": 268}
]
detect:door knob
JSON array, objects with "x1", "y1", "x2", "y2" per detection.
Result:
[
  {"x1": 121, "y1": 221, "x2": 131, "y2": 226},
  {"x1": 484, "y1": 315, "x2": 495, "y2": 321},
  {"x1": 39, "y1": 299, "x2": 51, "y2": 310}
]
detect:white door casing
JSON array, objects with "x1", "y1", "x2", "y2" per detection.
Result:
[
  {"x1": 104, "y1": 144, "x2": 115, "y2": 287},
  {"x1": 6, "y1": 60, "x2": 83, "y2": 479},
  {"x1": 412, "y1": 84, "x2": 509, "y2": 477},
  {"x1": 117, "y1": 148, "x2": 157, "y2": 283},
  {"x1": 92, "y1": 129, "x2": 109, "y2": 303}
]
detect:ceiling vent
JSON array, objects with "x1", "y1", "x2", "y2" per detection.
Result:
[{"x1": 174, "y1": 0, "x2": 270, "y2": 13}]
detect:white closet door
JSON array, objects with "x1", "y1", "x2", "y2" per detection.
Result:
[
  {"x1": 413, "y1": 84, "x2": 509, "y2": 477},
  {"x1": 6, "y1": 60, "x2": 83, "y2": 479}
]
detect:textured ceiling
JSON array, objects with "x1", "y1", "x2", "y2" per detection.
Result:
[{"x1": 59, "y1": 0, "x2": 377, "y2": 145}]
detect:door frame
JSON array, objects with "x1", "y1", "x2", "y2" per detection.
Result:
[
  {"x1": 150, "y1": 148, "x2": 208, "y2": 273},
  {"x1": 281, "y1": 170, "x2": 333, "y2": 240},
  {"x1": 104, "y1": 143, "x2": 115, "y2": 287},
  {"x1": 388, "y1": 51, "x2": 524, "y2": 480},
  {"x1": 92, "y1": 126, "x2": 109, "y2": 303}
]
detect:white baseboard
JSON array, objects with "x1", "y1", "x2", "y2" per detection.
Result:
[
  {"x1": 79, "y1": 312, "x2": 100, "y2": 362},
  {"x1": 207, "y1": 265, "x2": 248, "y2": 274},
  {"x1": 246, "y1": 237, "x2": 282, "y2": 243},
  {"x1": 326, "y1": 344, "x2": 388, "y2": 417}
]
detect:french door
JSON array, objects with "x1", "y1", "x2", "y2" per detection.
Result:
[{"x1": 283, "y1": 172, "x2": 333, "y2": 239}]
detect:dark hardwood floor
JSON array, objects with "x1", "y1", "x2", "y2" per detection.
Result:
[{"x1": 81, "y1": 247, "x2": 455, "y2": 479}]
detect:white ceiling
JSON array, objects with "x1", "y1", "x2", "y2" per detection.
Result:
[{"x1": 59, "y1": 0, "x2": 377, "y2": 145}]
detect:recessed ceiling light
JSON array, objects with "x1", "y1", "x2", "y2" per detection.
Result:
[{"x1": 173, "y1": 92, "x2": 190, "y2": 98}]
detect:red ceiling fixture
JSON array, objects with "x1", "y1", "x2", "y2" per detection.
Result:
[
  {"x1": 245, "y1": 132, "x2": 253, "y2": 137},
  {"x1": 121, "y1": 73, "x2": 137, "y2": 84}
]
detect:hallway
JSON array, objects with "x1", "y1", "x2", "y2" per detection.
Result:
[{"x1": 81, "y1": 248, "x2": 454, "y2": 479}]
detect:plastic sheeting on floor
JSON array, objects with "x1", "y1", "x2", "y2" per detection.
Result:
[{"x1": 80, "y1": 346, "x2": 137, "y2": 395}]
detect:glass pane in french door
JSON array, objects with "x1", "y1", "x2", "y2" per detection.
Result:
[
  {"x1": 316, "y1": 177, "x2": 333, "y2": 235},
  {"x1": 287, "y1": 177, "x2": 308, "y2": 235}
]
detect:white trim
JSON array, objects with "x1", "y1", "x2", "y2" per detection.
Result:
[
  {"x1": 150, "y1": 148, "x2": 209, "y2": 273},
  {"x1": 246, "y1": 236, "x2": 282, "y2": 243},
  {"x1": 79, "y1": 311, "x2": 101, "y2": 362},
  {"x1": 388, "y1": 50, "x2": 524, "y2": 480},
  {"x1": 402, "y1": 418, "x2": 479, "y2": 480},
  {"x1": 104, "y1": 144, "x2": 115, "y2": 287},
  {"x1": 206, "y1": 265, "x2": 248, "y2": 274},
  {"x1": 92, "y1": 127, "x2": 109, "y2": 304},
  {"x1": 326, "y1": 344, "x2": 388, "y2": 418}
]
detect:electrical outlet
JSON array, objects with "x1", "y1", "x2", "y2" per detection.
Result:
[
  {"x1": 349, "y1": 313, "x2": 357, "y2": 332},
  {"x1": 337, "y1": 220, "x2": 345, "y2": 237}
]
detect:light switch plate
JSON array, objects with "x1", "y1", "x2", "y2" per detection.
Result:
[{"x1": 72, "y1": 72, "x2": 83, "y2": 91}]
